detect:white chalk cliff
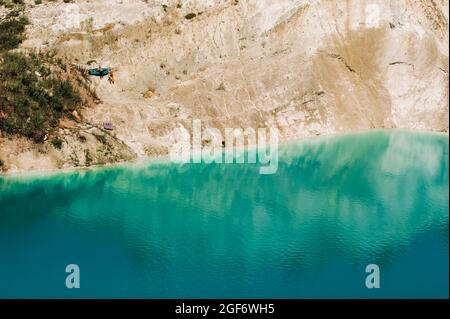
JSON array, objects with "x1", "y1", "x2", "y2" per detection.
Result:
[{"x1": 1, "y1": 0, "x2": 449, "y2": 172}]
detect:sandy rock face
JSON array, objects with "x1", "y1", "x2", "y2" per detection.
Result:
[{"x1": 2, "y1": 0, "x2": 448, "y2": 172}]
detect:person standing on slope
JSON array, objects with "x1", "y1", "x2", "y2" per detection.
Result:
[{"x1": 108, "y1": 68, "x2": 115, "y2": 84}]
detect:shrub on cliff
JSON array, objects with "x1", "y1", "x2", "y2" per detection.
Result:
[
  {"x1": 0, "y1": 8, "x2": 28, "y2": 52},
  {"x1": 0, "y1": 52, "x2": 83, "y2": 142},
  {"x1": 51, "y1": 137, "x2": 63, "y2": 149},
  {"x1": 0, "y1": 3, "x2": 94, "y2": 143}
]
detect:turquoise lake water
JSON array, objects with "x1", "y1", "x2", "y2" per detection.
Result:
[{"x1": 0, "y1": 130, "x2": 448, "y2": 298}]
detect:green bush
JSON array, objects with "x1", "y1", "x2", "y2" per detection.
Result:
[
  {"x1": 1, "y1": 1, "x2": 25, "y2": 9},
  {"x1": 0, "y1": 159, "x2": 4, "y2": 167},
  {"x1": 0, "y1": 11, "x2": 29, "y2": 51},
  {"x1": 51, "y1": 137, "x2": 63, "y2": 149},
  {"x1": 0, "y1": 52, "x2": 83, "y2": 143},
  {"x1": 0, "y1": 2, "x2": 94, "y2": 144}
]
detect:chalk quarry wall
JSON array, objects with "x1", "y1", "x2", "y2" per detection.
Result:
[{"x1": 1, "y1": 0, "x2": 448, "y2": 172}]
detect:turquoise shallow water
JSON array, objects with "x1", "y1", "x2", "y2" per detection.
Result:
[{"x1": 0, "y1": 130, "x2": 448, "y2": 298}]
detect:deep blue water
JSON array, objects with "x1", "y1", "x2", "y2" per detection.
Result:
[{"x1": 0, "y1": 130, "x2": 448, "y2": 298}]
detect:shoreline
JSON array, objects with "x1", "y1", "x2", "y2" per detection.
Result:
[{"x1": 1, "y1": 128, "x2": 448, "y2": 178}]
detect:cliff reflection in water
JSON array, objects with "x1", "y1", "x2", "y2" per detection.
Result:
[{"x1": 0, "y1": 130, "x2": 448, "y2": 298}]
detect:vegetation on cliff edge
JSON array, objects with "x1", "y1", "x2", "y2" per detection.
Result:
[{"x1": 0, "y1": 1, "x2": 95, "y2": 143}]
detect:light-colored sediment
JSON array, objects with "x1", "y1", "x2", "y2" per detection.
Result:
[{"x1": 1, "y1": 0, "x2": 449, "y2": 174}]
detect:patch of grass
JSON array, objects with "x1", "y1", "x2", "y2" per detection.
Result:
[
  {"x1": 51, "y1": 137, "x2": 63, "y2": 149},
  {"x1": 0, "y1": 1, "x2": 25, "y2": 9},
  {"x1": 0, "y1": 10, "x2": 29, "y2": 52},
  {"x1": 0, "y1": 4, "x2": 95, "y2": 144},
  {"x1": 0, "y1": 52, "x2": 82, "y2": 142}
]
